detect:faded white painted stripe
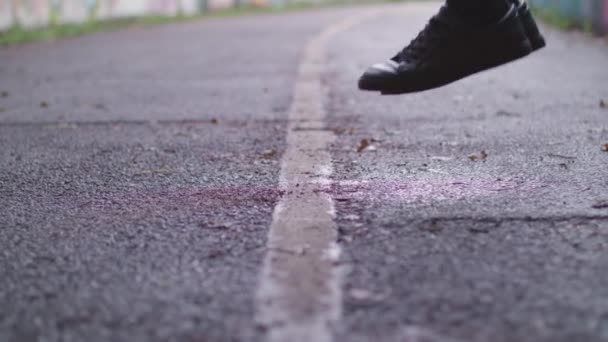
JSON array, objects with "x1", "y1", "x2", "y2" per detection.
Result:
[{"x1": 255, "y1": 11, "x2": 382, "y2": 342}]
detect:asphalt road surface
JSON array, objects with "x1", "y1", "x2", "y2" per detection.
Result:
[{"x1": 1, "y1": 2, "x2": 608, "y2": 342}]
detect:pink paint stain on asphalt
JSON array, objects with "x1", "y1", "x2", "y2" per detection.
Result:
[{"x1": 81, "y1": 177, "x2": 541, "y2": 213}]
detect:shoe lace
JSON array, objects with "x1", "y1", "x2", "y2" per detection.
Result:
[{"x1": 395, "y1": 7, "x2": 453, "y2": 62}]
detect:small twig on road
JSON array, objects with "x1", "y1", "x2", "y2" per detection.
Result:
[{"x1": 547, "y1": 153, "x2": 577, "y2": 160}]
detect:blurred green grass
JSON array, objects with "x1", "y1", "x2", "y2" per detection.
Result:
[
  {"x1": 529, "y1": 4, "x2": 604, "y2": 35},
  {"x1": 0, "y1": 0, "x2": 402, "y2": 47},
  {"x1": 531, "y1": 7, "x2": 580, "y2": 31}
]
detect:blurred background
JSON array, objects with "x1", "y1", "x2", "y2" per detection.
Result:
[{"x1": 1, "y1": 0, "x2": 607, "y2": 43}]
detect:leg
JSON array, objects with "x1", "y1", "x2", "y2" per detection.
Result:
[{"x1": 446, "y1": 0, "x2": 511, "y2": 25}]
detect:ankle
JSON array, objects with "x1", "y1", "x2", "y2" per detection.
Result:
[{"x1": 446, "y1": 0, "x2": 511, "y2": 25}]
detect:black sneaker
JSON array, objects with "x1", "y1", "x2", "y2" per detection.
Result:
[
  {"x1": 514, "y1": 0, "x2": 546, "y2": 51},
  {"x1": 358, "y1": 3, "x2": 533, "y2": 95}
]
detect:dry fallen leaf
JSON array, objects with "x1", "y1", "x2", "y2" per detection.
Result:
[
  {"x1": 468, "y1": 150, "x2": 488, "y2": 161},
  {"x1": 357, "y1": 139, "x2": 371, "y2": 153},
  {"x1": 602, "y1": 144, "x2": 608, "y2": 152},
  {"x1": 262, "y1": 149, "x2": 277, "y2": 159}
]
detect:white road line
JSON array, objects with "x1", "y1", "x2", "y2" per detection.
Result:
[{"x1": 255, "y1": 11, "x2": 383, "y2": 342}]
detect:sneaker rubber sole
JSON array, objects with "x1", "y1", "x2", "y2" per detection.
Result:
[{"x1": 378, "y1": 37, "x2": 533, "y2": 95}]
